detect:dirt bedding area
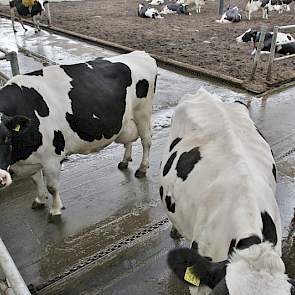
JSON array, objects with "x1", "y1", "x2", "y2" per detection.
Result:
[{"x1": 1, "y1": 0, "x2": 295, "y2": 90}]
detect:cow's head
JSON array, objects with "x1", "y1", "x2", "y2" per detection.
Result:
[
  {"x1": 236, "y1": 28, "x2": 259, "y2": 43},
  {"x1": 0, "y1": 113, "x2": 30, "y2": 187},
  {"x1": 168, "y1": 242, "x2": 295, "y2": 294}
]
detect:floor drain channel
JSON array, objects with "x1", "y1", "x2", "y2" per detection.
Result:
[{"x1": 29, "y1": 217, "x2": 169, "y2": 293}]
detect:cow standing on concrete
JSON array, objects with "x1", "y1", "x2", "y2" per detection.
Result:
[
  {"x1": 0, "y1": 51, "x2": 157, "y2": 222},
  {"x1": 160, "y1": 89, "x2": 294, "y2": 294},
  {"x1": 9, "y1": 0, "x2": 50, "y2": 33}
]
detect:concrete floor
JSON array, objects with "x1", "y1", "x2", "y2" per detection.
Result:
[{"x1": 0, "y1": 18, "x2": 295, "y2": 295}]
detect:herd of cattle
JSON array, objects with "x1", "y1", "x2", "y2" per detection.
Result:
[
  {"x1": 138, "y1": 0, "x2": 294, "y2": 22},
  {"x1": 0, "y1": 45, "x2": 295, "y2": 293}
]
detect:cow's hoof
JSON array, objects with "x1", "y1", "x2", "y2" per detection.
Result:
[
  {"x1": 170, "y1": 227, "x2": 182, "y2": 240},
  {"x1": 25, "y1": 28, "x2": 28, "y2": 31},
  {"x1": 13, "y1": 29, "x2": 17, "y2": 33},
  {"x1": 32, "y1": 201, "x2": 46, "y2": 210},
  {"x1": 48, "y1": 213, "x2": 62, "y2": 223},
  {"x1": 61, "y1": 206, "x2": 66, "y2": 210},
  {"x1": 118, "y1": 162, "x2": 128, "y2": 170},
  {"x1": 135, "y1": 169, "x2": 146, "y2": 178}
]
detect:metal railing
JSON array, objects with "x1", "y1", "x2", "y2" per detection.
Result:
[
  {"x1": 0, "y1": 49, "x2": 20, "y2": 77},
  {"x1": 0, "y1": 239, "x2": 31, "y2": 295},
  {"x1": 250, "y1": 26, "x2": 267, "y2": 80},
  {"x1": 267, "y1": 24, "x2": 295, "y2": 80}
]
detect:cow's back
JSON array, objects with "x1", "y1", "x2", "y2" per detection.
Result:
[
  {"x1": 160, "y1": 89, "x2": 280, "y2": 261},
  {"x1": 3, "y1": 51, "x2": 157, "y2": 163}
]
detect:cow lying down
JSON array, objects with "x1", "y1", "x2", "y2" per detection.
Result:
[
  {"x1": 0, "y1": 51, "x2": 157, "y2": 222},
  {"x1": 161, "y1": 3, "x2": 191, "y2": 15},
  {"x1": 216, "y1": 6, "x2": 242, "y2": 23},
  {"x1": 138, "y1": 3, "x2": 162, "y2": 18},
  {"x1": 160, "y1": 88, "x2": 295, "y2": 294},
  {"x1": 237, "y1": 28, "x2": 295, "y2": 55}
]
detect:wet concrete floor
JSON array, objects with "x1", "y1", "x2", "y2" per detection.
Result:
[{"x1": 0, "y1": 17, "x2": 295, "y2": 294}]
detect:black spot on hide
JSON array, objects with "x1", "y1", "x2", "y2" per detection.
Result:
[
  {"x1": 136, "y1": 79, "x2": 149, "y2": 98},
  {"x1": 61, "y1": 59, "x2": 132, "y2": 142},
  {"x1": 169, "y1": 137, "x2": 182, "y2": 152},
  {"x1": 176, "y1": 147, "x2": 201, "y2": 181},
  {"x1": 165, "y1": 195, "x2": 175, "y2": 213},
  {"x1": 53, "y1": 130, "x2": 65, "y2": 155}
]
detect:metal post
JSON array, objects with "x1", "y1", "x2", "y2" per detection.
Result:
[
  {"x1": 250, "y1": 26, "x2": 267, "y2": 80},
  {"x1": 0, "y1": 239, "x2": 31, "y2": 295},
  {"x1": 6, "y1": 51, "x2": 20, "y2": 76},
  {"x1": 267, "y1": 26, "x2": 279, "y2": 80},
  {"x1": 218, "y1": 0, "x2": 224, "y2": 15}
]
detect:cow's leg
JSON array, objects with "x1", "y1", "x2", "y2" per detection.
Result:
[
  {"x1": 134, "y1": 115, "x2": 152, "y2": 178},
  {"x1": 32, "y1": 15, "x2": 40, "y2": 33},
  {"x1": 31, "y1": 170, "x2": 47, "y2": 209},
  {"x1": 43, "y1": 1, "x2": 52, "y2": 26},
  {"x1": 19, "y1": 16, "x2": 27, "y2": 31},
  {"x1": 43, "y1": 163, "x2": 64, "y2": 222},
  {"x1": 118, "y1": 143, "x2": 133, "y2": 170},
  {"x1": 10, "y1": 7, "x2": 17, "y2": 32}
]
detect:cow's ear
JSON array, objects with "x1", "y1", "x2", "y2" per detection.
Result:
[
  {"x1": 5, "y1": 115, "x2": 31, "y2": 134},
  {"x1": 167, "y1": 248, "x2": 228, "y2": 289}
]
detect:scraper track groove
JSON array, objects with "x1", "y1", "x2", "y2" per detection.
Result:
[{"x1": 28, "y1": 217, "x2": 169, "y2": 294}]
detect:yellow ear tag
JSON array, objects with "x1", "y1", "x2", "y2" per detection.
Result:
[
  {"x1": 13, "y1": 124, "x2": 21, "y2": 132},
  {"x1": 184, "y1": 266, "x2": 200, "y2": 286}
]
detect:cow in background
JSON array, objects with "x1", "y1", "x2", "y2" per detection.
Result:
[
  {"x1": 177, "y1": 0, "x2": 205, "y2": 13},
  {"x1": 138, "y1": 3, "x2": 163, "y2": 18},
  {"x1": 9, "y1": 0, "x2": 51, "y2": 33},
  {"x1": 161, "y1": 3, "x2": 191, "y2": 15},
  {"x1": 245, "y1": 0, "x2": 293, "y2": 20},
  {"x1": 236, "y1": 28, "x2": 295, "y2": 55},
  {"x1": 216, "y1": 6, "x2": 242, "y2": 23},
  {"x1": 159, "y1": 88, "x2": 293, "y2": 295}
]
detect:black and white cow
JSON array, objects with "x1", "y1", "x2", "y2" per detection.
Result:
[
  {"x1": 138, "y1": 3, "x2": 162, "y2": 18},
  {"x1": 177, "y1": 0, "x2": 205, "y2": 13},
  {"x1": 236, "y1": 29, "x2": 295, "y2": 55},
  {"x1": 0, "y1": 51, "x2": 157, "y2": 222},
  {"x1": 245, "y1": 0, "x2": 293, "y2": 20},
  {"x1": 9, "y1": 0, "x2": 50, "y2": 33},
  {"x1": 160, "y1": 88, "x2": 294, "y2": 295},
  {"x1": 216, "y1": 6, "x2": 242, "y2": 23},
  {"x1": 161, "y1": 3, "x2": 191, "y2": 15}
]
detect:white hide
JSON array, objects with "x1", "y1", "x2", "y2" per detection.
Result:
[
  {"x1": 160, "y1": 88, "x2": 281, "y2": 295},
  {"x1": 226, "y1": 243, "x2": 291, "y2": 295}
]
